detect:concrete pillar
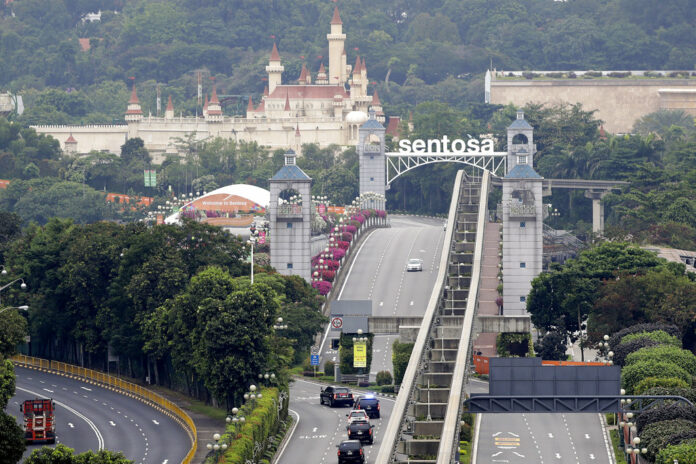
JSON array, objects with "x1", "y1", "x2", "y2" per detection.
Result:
[{"x1": 585, "y1": 190, "x2": 608, "y2": 234}]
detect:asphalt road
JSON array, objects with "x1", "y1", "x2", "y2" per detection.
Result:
[
  {"x1": 278, "y1": 378, "x2": 395, "y2": 464},
  {"x1": 7, "y1": 366, "x2": 191, "y2": 463}
]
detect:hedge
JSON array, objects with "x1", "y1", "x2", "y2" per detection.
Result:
[
  {"x1": 622, "y1": 360, "x2": 692, "y2": 394},
  {"x1": 626, "y1": 345, "x2": 696, "y2": 376},
  {"x1": 621, "y1": 330, "x2": 681, "y2": 347},
  {"x1": 220, "y1": 387, "x2": 289, "y2": 464},
  {"x1": 636, "y1": 403, "x2": 696, "y2": 433},
  {"x1": 392, "y1": 341, "x2": 414, "y2": 385},
  {"x1": 640, "y1": 419, "x2": 696, "y2": 462},
  {"x1": 642, "y1": 387, "x2": 696, "y2": 406},
  {"x1": 655, "y1": 438, "x2": 696, "y2": 464},
  {"x1": 609, "y1": 323, "x2": 681, "y2": 349},
  {"x1": 634, "y1": 377, "x2": 689, "y2": 395},
  {"x1": 613, "y1": 338, "x2": 660, "y2": 366}
]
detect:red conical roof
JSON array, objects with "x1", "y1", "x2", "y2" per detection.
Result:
[
  {"x1": 353, "y1": 56, "x2": 361, "y2": 75},
  {"x1": 210, "y1": 85, "x2": 220, "y2": 104},
  {"x1": 247, "y1": 96, "x2": 254, "y2": 111},
  {"x1": 255, "y1": 99, "x2": 265, "y2": 112},
  {"x1": 299, "y1": 63, "x2": 308, "y2": 82},
  {"x1": 270, "y1": 42, "x2": 281, "y2": 61},
  {"x1": 318, "y1": 62, "x2": 326, "y2": 74},
  {"x1": 203, "y1": 94, "x2": 209, "y2": 110},
  {"x1": 263, "y1": 85, "x2": 269, "y2": 97},
  {"x1": 166, "y1": 95, "x2": 174, "y2": 111},
  {"x1": 284, "y1": 91, "x2": 291, "y2": 111},
  {"x1": 128, "y1": 83, "x2": 139, "y2": 104},
  {"x1": 372, "y1": 89, "x2": 381, "y2": 105},
  {"x1": 295, "y1": 123, "x2": 301, "y2": 136},
  {"x1": 65, "y1": 133, "x2": 77, "y2": 143},
  {"x1": 330, "y1": 5, "x2": 342, "y2": 25}
]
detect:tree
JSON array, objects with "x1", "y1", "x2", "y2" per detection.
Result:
[
  {"x1": 0, "y1": 359, "x2": 16, "y2": 409},
  {"x1": 0, "y1": 308, "x2": 27, "y2": 358},
  {"x1": 533, "y1": 330, "x2": 567, "y2": 361},
  {"x1": 23, "y1": 444, "x2": 132, "y2": 464},
  {"x1": 0, "y1": 411, "x2": 25, "y2": 464}
]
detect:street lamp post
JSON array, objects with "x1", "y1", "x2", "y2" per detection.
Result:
[
  {"x1": 206, "y1": 432, "x2": 228, "y2": 462},
  {"x1": 0, "y1": 276, "x2": 27, "y2": 306},
  {"x1": 0, "y1": 305, "x2": 29, "y2": 315}
]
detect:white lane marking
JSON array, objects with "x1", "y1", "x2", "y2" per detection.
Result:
[
  {"x1": 81, "y1": 386, "x2": 92, "y2": 391},
  {"x1": 590, "y1": 454, "x2": 596, "y2": 460},
  {"x1": 275, "y1": 409, "x2": 300, "y2": 462},
  {"x1": 39, "y1": 380, "x2": 45, "y2": 384},
  {"x1": 43, "y1": 388, "x2": 54, "y2": 393},
  {"x1": 585, "y1": 433, "x2": 590, "y2": 439},
  {"x1": 409, "y1": 301, "x2": 414, "y2": 305},
  {"x1": 508, "y1": 432, "x2": 519, "y2": 437},
  {"x1": 513, "y1": 452, "x2": 525, "y2": 458},
  {"x1": 109, "y1": 421, "x2": 116, "y2": 427},
  {"x1": 555, "y1": 453, "x2": 561, "y2": 459},
  {"x1": 68, "y1": 423, "x2": 74, "y2": 428},
  {"x1": 492, "y1": 451, "x2": 502, "y2": 457},
  {"x1": 548, "y1": 433, "x2": 554, "y2": 438},
  {"x1": 492, "y1": 432, "x2": 502, "y2": 437},
  {"x1": 379, "y1": 301, "x2": 383, "y2": 306},
  {"x1": 17, "y1": 386, "x2": 104, "y2": 450},
  {"x1": 152, "y1": 420, "x2": 159, "y2": 425},
  {"x1": 162, "y1": 460, "x2": 168, "y2": 464},
  {"x1": 312, "y1": 427, "x2": 317, "y2": 432}
]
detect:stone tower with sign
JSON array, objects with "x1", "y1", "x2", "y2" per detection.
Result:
[
  {"x1": 501, "y1": 111, "x2": 543, "y2": 315},
  {"x1": 269, "y1": 150, "x2": 312, "y2": 281},
  {"x1": 358, "y1": 109, "x2": 386, "y2": 208}
]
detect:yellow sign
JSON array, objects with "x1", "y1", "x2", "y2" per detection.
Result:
[{"x1": 354, "y1": 342, "x2": 367, "y2": 368}]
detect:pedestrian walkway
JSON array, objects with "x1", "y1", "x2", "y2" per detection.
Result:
[{"x1": 474, "y1": 222, "x2": 502, "y2": 357}]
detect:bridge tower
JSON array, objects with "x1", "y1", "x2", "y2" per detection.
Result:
[
  {"x1": 269, "y1": 150, "x2": 312, "y2": 281},
  {"x1": 358, "y1": 109, "x2": 386, "y2": 210},
  {"x1": 501, "y1": 111, "x2": 543, "y2": 315}
]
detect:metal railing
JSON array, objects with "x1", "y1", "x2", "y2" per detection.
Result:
[
  {"x1": 374, "y1": 170, "x2": 466, "y2": 464},
  {"x1": 12, "y1": 354, "x2": 197, "y2": 464}
]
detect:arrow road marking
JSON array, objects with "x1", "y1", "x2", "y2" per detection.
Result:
[
  {"x1": 492, "y1": 452, "x2": 502, "y2": 457},
  {"x1": 590, "y1": 454, "x2": 596, "y2": 460},
  {"x1": 43, "y1": 388, "x2": 54, "y2": 393},
  {"x1": 109, "y1": 421, "x2": 116, "y2": 427},
  {"x1": 508, "y1": 432, "x2": 519, "y2": 437},
  {"x1": 492, "y1": 432, "x2": 502, "y2": 437},
  {"x1": 548, "y1": 433, "x2": 554, "y2": 438},
  {"x1": 68, "y1": 423, "x2": 74, "y2": 428},
  {"x1": 585, "y1": 433, "x2": 591, "y2": 439},
  {"x1": 379, "y1": 302, "x2": 383, "y2": 306},
  {"x1": 152, "y1": 420, "x2": 159, "y2": 425},
  {"x1": 162, "y1": 460, "x2": 168, "y2": 464},
  {"x1": 555, "y1": 453, "x2": 561, "y2": 459},
  {"x1": 81, "y1": 386, "x2": 92, "y2": 391},
  {"x1": 312, "y1": 427, "x2": 317, "y2": 432},
  {"x1": 410, "y1": 301, "x2": 414, "y2": 305},
  {"x1": 513, "y1": 452, "x2": 525, "y2": 458}
]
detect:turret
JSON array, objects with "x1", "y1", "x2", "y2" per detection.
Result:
[
  {"x1": 316, "y1": 62, "x2": 328, "y2": 85},
  {"x1": 64, "y1": 133, "x2": 77, "y2": 155},
  {"x1": 266, "y1": 42, "x2": 284, "y2": 94},
  {"x1": 125, "y1": 83, "x2": 143, "y2": 122},
  {"x1": 350, "y1": 56, "x2": 362, "y2": 99},
  {"x1": 361, "y1": 58, "x2": 368, "y2": 94},
  {"x1": 298, "y1": 63, "x2": 311, "y2": 85},
  {"x1": 246, "y1": 96, "x2": 255, "y2": 118},
  {"x1": 206, "y1": 85, "x2": 223, "y2": 131},
  {"x1": 165, "y1": 95, "x2": 174, "y2": 119},
  {"x1": 371, "y1": 89, "x2": 385, "y2": 124},
  {"x1": 202, "y1": 94, "x2": 209, "y2": 117},
  {"x1": 327, "y1": 6, "x2": 346, "y2": 85}
]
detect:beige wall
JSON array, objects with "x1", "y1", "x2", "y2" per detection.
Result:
[{"x1": 490, "y1": 79, "x2": 696, "y2": 133}]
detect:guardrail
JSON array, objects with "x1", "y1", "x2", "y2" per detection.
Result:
[
  {"x1": 12, "y1": 354, "x2": 197, "y2": 464},
  {"x1": 374, "y1": 170, "x2": 465, "y2": 464},
  {"x1": 438, "y1": 170, "x2": 489, "y2": 463}
]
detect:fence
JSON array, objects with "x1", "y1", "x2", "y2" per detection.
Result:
[{"x1": 11, "y1": 354, "x2": 197, "y2": 464}]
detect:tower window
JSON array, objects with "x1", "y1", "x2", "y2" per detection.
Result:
[
  {"x1": 520, "y1": 262, "x2": 526, "y2": 268},
  {"x1": 287, "y1": 223, "x2": 293, "y2": 228},
  {"x1": 520, "y1": 221, "x2": 526, "y2": 228},
  {"x1": 518, "y1": 155, "x2": 527, "y2": 165},
  {"x1": 370, "y1": 177, "x2": 374, "y2": 181},
  {"x1": 520, "y1": 296, "x2": 526, "y2": 303},
  {"x1": 370, "y1": 155, "x2": 374, "y2": 160},
  {"x1": 287, "y1": 263, "x2": 293, "y2": 269}
]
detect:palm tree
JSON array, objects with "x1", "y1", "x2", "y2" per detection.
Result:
[{"x1": 632, "y1": 110, "x2": 695, "y2": 137}]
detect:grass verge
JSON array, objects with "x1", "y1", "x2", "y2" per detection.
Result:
[{"x1": 610, "y1": 429, "x2": 628, "y2": 464}]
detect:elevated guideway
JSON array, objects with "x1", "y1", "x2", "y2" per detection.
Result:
[{"x1": 375, "y1": 170, "x2": 490, "y2": 464}]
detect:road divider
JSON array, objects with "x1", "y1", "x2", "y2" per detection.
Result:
[{"x1": 12, "y1": 354, "x2": 196, "y2": 464}]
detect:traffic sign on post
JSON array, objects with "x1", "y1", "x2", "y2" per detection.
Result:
[
  {"x1": 310, "y1": 355, "x2": 319, "y2": 366},
  {"x1": 331, "y1": 317, "x2": 343, "y2": 329}
]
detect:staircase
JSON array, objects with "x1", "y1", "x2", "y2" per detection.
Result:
[{"x1": 378, "y1": 170, "x2": 488, "y2": 464}]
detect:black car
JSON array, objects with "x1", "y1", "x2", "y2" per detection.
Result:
[
  {"x1": 321, "y1": 386, "x2": 355, "y2": 407},
  {"x1": 354, "y1": 395, "x2": 380, "y2": 418},
  {"x1": 347, "y1": 420, "x2": 374, "y2": 444},
  {"x1": 337, "y1": 439, "x2": 365, "y2": 463}
]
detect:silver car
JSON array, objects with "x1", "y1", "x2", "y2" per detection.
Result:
[{"x1": 407, "y1": 258, "x2": 423, "y2": 272}]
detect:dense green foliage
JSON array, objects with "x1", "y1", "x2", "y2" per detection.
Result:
[
  {"x1": 625, "y1": 345, "x2": 696, "y2": 375},
  {"x1": 636, "y1": 403, "x2": 696, "y2": 433},
  {"x1": 641, "y1": 419, "x2": 696, "y2": 463},
  {"x1": 338, "y1": 332, "x2": 373, "y2": 376},
  {"x1": 533, "y1": 330, "x2": 568, "y2": 361},
  {"x1": 23, "y1": 444, "x2": 132, "y2": 464},
  {"x1": 496, "y1": 332, "x2": 532, "y2": 357},
  {"x1": 634, "y1": 377, "x2": 690, "y2": 395},
  {"x1": 608, "y1": 323, "x2": 682, "y2": 351},
  {"x1": 0, "y1": 411, "x2": 25, "y2": 464},
  {"x1": 0, "y1": 308, "x2": 27, "y2": 358},
  {"x1": 655, "y1": 439, "x2": 696, "y2": 464},
  {"x1": 392, "y1": 341, "x2": 413, "y2": 385},
  {"x1": 621, "y1": 330, "x2": 682, "y2": 348}
]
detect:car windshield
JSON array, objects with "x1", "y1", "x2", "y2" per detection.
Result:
[
  {"x1": 335, "y1": 388, "x2": 350, "y2": 393},
  {"x1": 408, "y1": 259, "x2": 421, "y2": 265},
  {"x1": 359, "y1": 399, "x2": 378, "y2": 406},
  {"x1": 350, "y1": 411, "x2": 365, "y2": 417},
  {"x1": 340, "y1": 441, "x2": 361, "y2": 451}
]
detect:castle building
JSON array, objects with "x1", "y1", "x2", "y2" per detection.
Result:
[{"x1": 33, "y1": 6, "x2": 386, "y2": 163}]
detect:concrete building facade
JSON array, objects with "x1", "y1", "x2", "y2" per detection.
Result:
[{"x1": 486, "y1": 70, "x2": 696, "y2": 134}]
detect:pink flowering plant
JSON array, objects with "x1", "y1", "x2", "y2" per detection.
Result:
[{"x1": 312, "y1": 280, "x2": 332, "y2": 295}]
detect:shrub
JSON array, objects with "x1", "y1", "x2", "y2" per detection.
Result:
[
  {"x1": 341, "y1": 232, "x2": 353, "y2": 242},
  {"x1": 567, "y1": 72, "x2": 577, "y2": 78},
  {"x1": 497, "y1": 332, "x2": 532, "y2": 357},
  {"x1": 545, "y1": 72, "x2": 563, "y2": 78},
  {"x1": 626, "y1": 345, "x2": 696, "y2": 376},
  {"x1": 380, "y1": 385, "x2": 395, "y2": 393},
  {"x1": 320, "y1": 270, "x2": 336, "y2": 282},
  {"x1": 641, "y1": 419, "x2": 696, "y2": 462},
  {"x1": 612, "y1": 338, "x2": 660, "y2": 366},
  {"x1": 460, "y1": 422, "x2": 472, "y2": 441},
  {"x1": 330, "y1": 248, "x2": 346, "y2": 260},
  {"x1": 621, "y1": 330, "x2": 681, "y2": 348},
  {"x1": 634, "y1": 377, "x2": 689, "y2": 394},
  {"x1": 337, "y1": 240, "x2": 350, "y2": 250},
  {"x1": 324, "y1": 360, "x2": 335, "y2": 376},
  {"x1": 376, "y1": 370, "x2": 393, "y2": 386},
  {"x1": 609, "y1": 323, "x2": 681, "y2": 349},
  {"x1": 655, "y1": 438, "x2": 696, "y2": 464},
  {"x1": 607, "y1": 71, "x2": 631, "y2": 78},
  {"x1": 311, "y1": 280, "x2": 332, "y2": 295},
  {"x1": 461, "y1": 412, "x2": 474, "y2": 426},
  {"x1": 341, "y1": 225, "x2": 357, "y2": 234},
  {"x1": 642, "y1": 387, "x2": 696, "y2": 405},
  {"x1": 636, "y1": 403, "x2": 696, "y2": 433},
  {"x1": 622, "y1": 360, "x2": 691, "y2": 394},
  {"x1": 585, "y1": 71, "x2": 603, "y2": 77},
  {"x1": 392, "y1": 341, "x2": 414, "y2": 385}
]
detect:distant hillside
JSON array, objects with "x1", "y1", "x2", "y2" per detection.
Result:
[{"x1": 1, "y1": 0, "x2": 694, "y2": 123}]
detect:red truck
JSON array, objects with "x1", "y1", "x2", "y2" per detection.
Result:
[{"x1": 20, "y1": 398, "x2": 56, "y2": 443}]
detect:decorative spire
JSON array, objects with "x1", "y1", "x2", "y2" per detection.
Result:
[
  {"x1": 295, "y1": 123, "x2": 301, "y2": 136},
  {"x1": 247, "y1": 96, "x2": 254, "y2": 112},
  {"x1": 263, "y1": 85, "x2": 269, "y2": 97},
  {"x1": 203, "y1": 94, "x2": 209, "y2": 111},
  {"x1": 210, "y1": 85, "x2": 220, "y2": 104},
  {"x1": 65, "y1": 133, "x2": 77, "y2": 143},
  {"x1": 372, "y1": 89, "x2": 381, "y2": 105},
  {"x1": 353, "y1": 56, "x2": 361, "y2": 75},
  {"x1": 284, "y1": 90, "x2": 291, "y2": 111},
  {"x1": 270, "y1": 42, "x2": 281, "y2": 61},
  {"x1": 330, "y1": 5, "x2": 342, "y2": 25},
  {"x1": 166, "y1": 95, "x2": 174, "y2": 111},
  {"x1": 319, "y1": 62, "x2": 326, "y2": 73},
  {"x1": 298, "y1": 63, "x2": 308, "y2": 83},
  {"x1": 362, "y1": 58, "x2": 367, "y2": 74},
  {"x1": 128, "y1": 83, "x2": 139, "y2": 104}
]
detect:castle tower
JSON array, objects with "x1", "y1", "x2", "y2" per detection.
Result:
[
  {"x1": 358, "y1": 109, "x2": 386, "y2": 203},
  {"x1": 341, "y1": 48, "x2": 347, "y2": 84},
  {"x1": 361, "y1": 58, "x2": 368, "y2": 94},
  {"x1": 125, "y1": 83, "x2": 142, "y2": 138},
  {"x1": 327, "y1": 6, "x2": 346, "y2": 85},
  {"x1": 206, "y1": 85, "x2": 223, "y2": 134},
  {"x1": 501, "y1": 111, "x2": 543, "y2": 315},
  {"x1": 202, "y1": 94, "x2": 209, "y2": 117},
  {"x1": 371, "y1": 89, "x2": 385, "y2": 124},
  {"x1": 165, "y1": 95, "x2": 174, "y2": 119},
  {"x1": 316, "y1": 62, "x2": 328, "y2": 85},
  {"x1": 64, "y1": 133, "x2": 77, "y2": 155},
  {"x1": 298, "y1": 63, "x2": 311, "y2": 84},
  {"x1": 350, "y1": 56, "x2": 362, "y2": 100},
  {"x1": 266, "y1": 43, "x2": 284, "y2": 94},
  {"x1": 269, "y1": 149, "x2": 312, "y2": 281}
]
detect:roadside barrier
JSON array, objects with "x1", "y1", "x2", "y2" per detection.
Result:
[{"x1": 12, "y1": 354, "x2": 197, "y2": 464}]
